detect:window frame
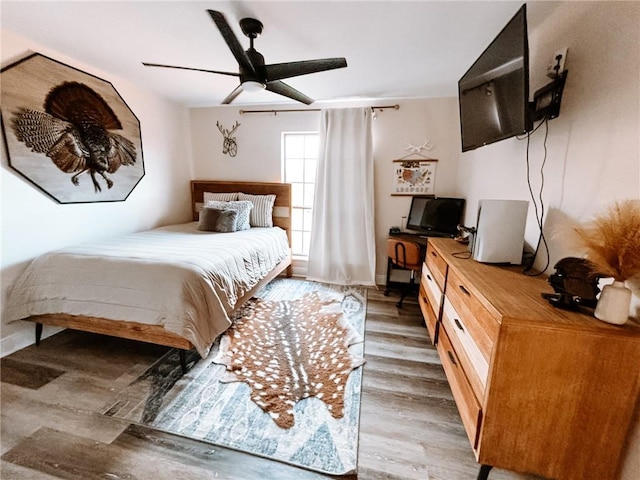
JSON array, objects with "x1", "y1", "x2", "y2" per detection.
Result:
[{"x1": 281, "y1": 131, "x2": 319, "y2": 258}]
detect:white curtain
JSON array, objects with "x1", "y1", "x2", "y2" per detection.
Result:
[{"x1": 306, "y1": 107, "x2": 376, "y2": 286}]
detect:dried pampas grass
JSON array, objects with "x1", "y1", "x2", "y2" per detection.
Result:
[{"x1": 573, "y1": 200, "x2": 640, "y2": 281}]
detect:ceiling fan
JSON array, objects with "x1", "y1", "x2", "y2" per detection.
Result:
[{"x1": 143, "y1": 10, "x2": 348, "y2": 105}]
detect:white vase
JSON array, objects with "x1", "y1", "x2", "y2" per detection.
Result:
[{"x1": 594, "y1": 281, "x2": 632, "y2": 325}]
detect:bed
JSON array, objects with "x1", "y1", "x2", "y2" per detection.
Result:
[{"x1": 4, "y1": 180, "x2": 293, "y2": 363}]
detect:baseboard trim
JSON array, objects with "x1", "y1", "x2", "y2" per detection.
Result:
[{"x1": 1, "y1": 323, "x2": 62, "y2": 358}]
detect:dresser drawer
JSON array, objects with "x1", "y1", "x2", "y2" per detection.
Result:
[
  {"x1": 421, "y1": 263, "x2": 443, "y2": 312},
  {"x1": 425, "y1": 244, "x2": 448, "y2": 290},
  {"x1": 437, "y1": 327, "x2": 482, "y2": 449},
  {"x1": 445, "y1": 268, "x2": 499, "y2": 362},
  {"x1": 419, "y1": 283, "x2": 438, "y2": 344},
  {"x1": 442, "y1": 297, "x2": 488, "y2": 400}
]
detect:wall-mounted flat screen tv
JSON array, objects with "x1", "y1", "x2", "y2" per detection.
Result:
[
  {"x1": 458, "y1": 4, "x2": 531, "y2": 152},
  {"x1": 406, "y1": 196, "x2": 465, "y2": 237}
]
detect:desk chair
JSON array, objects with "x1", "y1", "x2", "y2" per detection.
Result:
[{"x1": 384, "y1": 238, "x2": 422, "y2": 308}]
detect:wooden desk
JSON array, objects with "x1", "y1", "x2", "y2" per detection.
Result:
[{"x1": 388, "y1": 231, "x2": 428, "y2": 251}]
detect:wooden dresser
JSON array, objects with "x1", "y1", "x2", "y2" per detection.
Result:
[{"x1": 419, "y1": 238, "x2": 640, "y2": 480}]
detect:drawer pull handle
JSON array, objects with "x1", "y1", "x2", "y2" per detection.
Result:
[
  {"x1": 426, "y1": 274, "x2": 433, "y2": 281},
  {"x1": 459, "y1": 284, "x2": 471, "y2": 296},
  {"x1": 431, "y1": 251, "x2": 438, "y2": 258},
  {"x1": 447, "y1": 351, "x2": 457, "y2": 366},
  {"x1": 454, "y1": 318, "x2": 465, "y2": 332}
]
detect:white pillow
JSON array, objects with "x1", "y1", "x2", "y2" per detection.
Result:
[
  {"x1": 204, "y1": 191, "x2": 238, "y2": 203},
  {"x1": 238, "y1": 192, "x2": 276, "y2": 227},
  {"x1": 205, "y1": 200, "x2": 253, "y2": 230}
]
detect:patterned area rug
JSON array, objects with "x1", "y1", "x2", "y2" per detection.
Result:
[{"x1": 102, "y1": 279, "x2": 366, "y2": 475}]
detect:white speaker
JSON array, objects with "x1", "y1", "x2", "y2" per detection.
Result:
[{"x1": 472, "y1": 199, "x2": 529, "y2": 265}]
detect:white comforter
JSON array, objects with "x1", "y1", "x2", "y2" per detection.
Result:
[{"x1": 4, "y1": 222, "x2": 290, "y2": 357}]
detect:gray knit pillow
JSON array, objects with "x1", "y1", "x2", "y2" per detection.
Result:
[
  {"x1": 205, "y1": 200, "x2": 253, "y2": 230},
  {"x1": 197, "y1": 207, "x2": 239, "y2": 233}
]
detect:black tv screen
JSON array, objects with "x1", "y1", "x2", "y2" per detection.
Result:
[
  {"x1": 406, "y1": 197, "x2": 465, "y2": 237},
  {"x1": 458, "y1": 4, "x2": 531, "y2": 152}
]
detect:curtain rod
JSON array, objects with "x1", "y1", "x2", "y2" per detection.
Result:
[{"x1": 238, "y1": 104, "x2": 400, "y2": 115}]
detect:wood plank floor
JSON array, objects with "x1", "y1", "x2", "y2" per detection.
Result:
[{"x1": 1, "y1": 287, "x2": 543, "y2": 479}]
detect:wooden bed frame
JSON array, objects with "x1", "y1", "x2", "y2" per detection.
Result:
[{"x1": 29, "y1": 180, "x2": 293, "y2": 360}]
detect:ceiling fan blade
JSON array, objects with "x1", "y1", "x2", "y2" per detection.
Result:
[
  {"x1": 264, "y1": 58, "x2": 347, "y2": 82},
  {"x1": 266, "y1": 81, "x2": 314, "y2": 105},
  {"x1": 221, "y1": 84, "x2": 244, "y2": 104},
  {"x1": 142, "y1": 62, "x2": 239, "y2": 77},
  {"x1": 207, "y1": 10, "x2": 256, "y2": 76}
]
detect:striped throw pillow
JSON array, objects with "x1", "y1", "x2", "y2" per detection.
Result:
[
  {"x1": 238, "y1": 193, "x2": 276, "y2": 227},
  {"x1": 204, "y1": 191, "x2": 238, "y2": 203}
]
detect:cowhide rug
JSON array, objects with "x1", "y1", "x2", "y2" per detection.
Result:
[
  {"x1": 214, "y1": 291, "x2": 365, "y2": 428},
  {"x1": 102, "y1": 279, "x2": 366, "y2": 475}
]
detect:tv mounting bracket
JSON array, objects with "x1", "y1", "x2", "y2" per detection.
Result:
[{"x1": 530, "y1": 54, "x2": 569, "y2": 122}]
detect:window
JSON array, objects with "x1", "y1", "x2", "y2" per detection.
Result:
[{"x1": 282, "y1": 132, "x2": 318, "y2": 257}]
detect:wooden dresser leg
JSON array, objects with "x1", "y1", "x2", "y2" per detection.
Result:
[
  {"x1": 35, "y1": 323, "x2": 43, "y2": 346},
  {"x1": 477, "y1": 464, "x2": 493, "y2": 480}
]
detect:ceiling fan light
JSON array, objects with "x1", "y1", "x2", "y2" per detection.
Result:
[{"x1": 242, "y1": 80, "x2": 266, "y2": 92}]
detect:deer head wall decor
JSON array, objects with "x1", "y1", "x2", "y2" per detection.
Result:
[{"x1": 216, "y1": 120, "x2": 240, "y2": 157}]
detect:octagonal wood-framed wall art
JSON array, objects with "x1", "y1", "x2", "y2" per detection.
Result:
[{"x1": 1, "y1": 53, "x2": 144, "y2": 203}]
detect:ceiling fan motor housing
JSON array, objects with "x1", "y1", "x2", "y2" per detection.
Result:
[
  {"x1": 241, "y1": 48, "x2": 266, "y2": 84},
  {"x1": 240, "y1": 18, "x2": 263, "y2": 38}
]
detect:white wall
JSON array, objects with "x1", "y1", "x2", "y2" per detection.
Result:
[
  {"x1": 190, "y1": 97, "x2": 461, "y2": 282},
  {"x1": 457, "y1": 3, "x2": 640, "y2": 479},
  {"x1": 0, "y1": 30, "x2": 194, "y2": 354}
]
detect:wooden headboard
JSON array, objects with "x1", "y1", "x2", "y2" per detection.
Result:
[{"x1": 191, "y1": 180, "x2": 292, "y2": 245}]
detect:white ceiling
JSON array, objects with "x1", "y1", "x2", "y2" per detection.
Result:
[{"x1": 1, "y1": 1, "x2": 559, "y2": 108}]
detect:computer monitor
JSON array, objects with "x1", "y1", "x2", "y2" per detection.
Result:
[{"x1": 406, "y1": 196, "x2": 465, "y2": 237}]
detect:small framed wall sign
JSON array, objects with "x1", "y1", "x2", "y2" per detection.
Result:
[{"x1": 392, "y1": 158, "x2": 437, "y2": 195}]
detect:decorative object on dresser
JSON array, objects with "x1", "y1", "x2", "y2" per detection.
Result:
[
  {"x1": 573, "y1": 199, "x2": 640, "y2": 325},
  {"x1": 594, "y1": 280, "x2": 633, "y2": 325},
  {"x1": 419, "y1": 238, "x2": 640, "y2": 480},
  {"x1": 1, "y1": 53, "x2": 144, "y2": 203},
  {"x1": 103, "y1": 278, "x2": 366, "y2": 476},
  {"x1": 542, "y1": 257, "x2": 601, "y2": 311}
]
